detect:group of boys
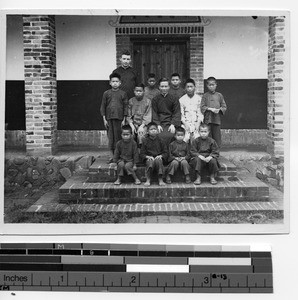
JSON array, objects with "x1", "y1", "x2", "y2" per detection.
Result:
[{"x1": 100, "y1": 50, "x2": 227, "y2": 186}]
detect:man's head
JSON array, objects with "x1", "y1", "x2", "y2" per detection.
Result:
[
  {"x1": 185, "y1": 78, "x2": 196, "y2": 96},
  {"x1": 206, "y1": 76, "x2": 217, "y2": 93},
  {"x1": 120, "y1": 50, "x2": 132, "y2": 68},
  {"x1": 109, "y1": 72, "x2": 121, "y2": 90},
  {"x1": 158, "y1": 78, "x2": 170, "y2": 95},
  {"x1": 134, "y1": 83, "x2": 145, "y2": 99},
  {"x1": 147, "y1": 73, "x2": 157, "y2": 88},
  {"x1": 121, "y1": 124, "x2": 133, "y2": 142},
  {"x1": 171, "y1": 73, "x2": 181, "y2": 88},
  {"x1": 199, "y1": 123, "x2": 210, "y2": 139},
  {"x1": 147, "y1": 122, "x2": 159, "y2": 138},
  {"x1": 175, "y1": 126, "x2": 185, "y2": 142}
]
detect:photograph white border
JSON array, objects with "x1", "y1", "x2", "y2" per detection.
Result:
[{"x1": 0, "y1": 8, "x2": 290, "y2": 235}]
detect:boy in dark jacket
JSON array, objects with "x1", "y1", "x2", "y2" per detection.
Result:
[
  {"x1": 113, "y1": 125, "x2": 140, "y2": 185},
  {"x1": 140, "y1": 122, "x2": 168, "y2": 186},
  {"x1": 190, "y1": 123, "x2": 220, "y2": 185},
  {"x1": 166, "y1": 127, "x2": 191, "y2": 184}
]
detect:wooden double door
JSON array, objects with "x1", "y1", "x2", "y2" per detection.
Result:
[{"x1": 132, "y1": 37, "x2": 190, "y2": 84}]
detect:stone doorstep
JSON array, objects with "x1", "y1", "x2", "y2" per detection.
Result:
[
  {"x1": 88, "y1": 156, "x2": 237, "y2": 183},
  {"x1": 58, "y1": 174, "x2": 269, "y2": 204},
  {"x1": 27, "y1": 200, "x2": 283, "y2": 214}
]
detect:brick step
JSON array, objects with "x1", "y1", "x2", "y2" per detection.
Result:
[
  {"x1": 27, "y1": 201, "x2": 283, "y2": 216},
  {"x1": 88, "y1": 156, "x2": 237, "y2": 183},
  {"x1": 59, "y1": 174, "x2": 269, "y2": 204}
]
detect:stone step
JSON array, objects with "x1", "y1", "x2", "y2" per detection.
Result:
[
  {"x1": 28, "y1": 201, "x2": 283, "y2": 216},
  {"x1": 88, "y1": 156, "x2": 238, "y2": 183},
  {"x1": 59, "y1": 174, "x2": 269, "y2": 204}
]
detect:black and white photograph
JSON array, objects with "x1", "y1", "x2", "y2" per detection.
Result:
[{"x1": 1, "y1": 10, "x2": 289, "y2": 234}]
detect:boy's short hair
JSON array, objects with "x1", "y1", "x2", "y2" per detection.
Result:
[
  {"x1": 171, "y1": 73, "x2": 181, "y2": 79},
  {"x1": 109, "y1": 72, "x2": 121, "y2": 80},
  {"x1": 147, "y1": 122, "x2": 158, "y2": 130},
  {"x1": 147, "y1": 73, "x2": 156, "y2": 79},
  {"x1": 121, "y1": 124, "x2": 132, "y2": 134},
  {"x1": 199, "y1": 123, "x2": 210, "y2": 131},
  {"x1": 185, "y1": 78, "x2": 196, "y2": 86},
  {"x1": 175, "y1": 126, "x2": 186, "y2": 135},
  {"x1": 134, "y1": 83, "x2": 145, "y2": 89},
  {"x1": 121, "y1": 49, "x2": 131, "y2": 56},
  {"x1": 206, "y1": 76, "x2": 217, "y2": 84},
  {"x1": 158, "y1": 77, "x2": 170, "y2": 85}
]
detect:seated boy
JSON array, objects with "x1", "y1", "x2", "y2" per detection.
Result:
[
  {"x1": 166, "y1": 127, "x2": 191, "y2": 184},
  {"x1": 113, "y1": 125, "x2": 141, "y2": 185},
  {"x1": 127, "y1": 83, "x2": 152, "y2": 146},
  {"x1": 140, "y1": 122, "x2": 168, "y2": 186},
  {"x1": 144, "y1": 73, "x2": 160, "y2": 101},
  {"x1": 190, "y1": 123, "x2": 220, "y2": 185}
]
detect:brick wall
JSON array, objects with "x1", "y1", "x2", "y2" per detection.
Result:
[
  {"x1": 190, "y1": 32, "x2": 204, "y2": 95},
  {"x1": 23, "y1": 15, "x2": 57, "y2": 156},
  {"x1": 267, "y1": 16, "x2": 286, "y2": 158}
]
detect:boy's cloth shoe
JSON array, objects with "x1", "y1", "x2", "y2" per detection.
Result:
[
  {"x1": 194, "y1": 176, "x2": 201, "y2": 185},
  {"x1": 134, "y1": 178, "x2": 141, "y2": 185},
  {"x1": 210, "y1": 177, "x2": 217, "y2": 185},
  {"x1": 144, "y1": 180, "x2": 150, "y2": 186},
  {"x1": 185, "y1": 175, "x2": 191, "y2": 184},
  {"x1": 114, "y1": 178, "x2": 121, "y2": 185},
  {"x1": 166, "y1": 175, "x2": 172, "y2": 184},
  {"x1": 107, "y1": 157, "x2": 113, "y2": 164}
]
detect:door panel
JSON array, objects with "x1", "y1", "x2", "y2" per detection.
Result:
[{"x1": 133, "y1": 38, "x2": 189, "y2": 84}]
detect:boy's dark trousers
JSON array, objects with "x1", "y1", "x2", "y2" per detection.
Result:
[
  {"x1": 190, "y1": 156, "x2": 219, "y2": 175},
  {"x1": 107, "y1": 119, "x2": 122, "y2": 150},
  {"x1": 117, "y1": 161, "x2": 134, "y2": 176},
  {"x1": 146, "y1": 158, "x2": 164, "y2": 176},
  {"x1": 167, "y1": 159, "x2": 190, "y2": 176},
  {"x1": 209, "y1": 124, "x2": 221, "y2": 148},
  {"x1": 158, "y1": 125, "x2": 175, "y2": 147}
]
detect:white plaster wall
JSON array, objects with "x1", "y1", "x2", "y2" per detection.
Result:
[
  {"x1": 6, "y1": 15, "x2": 23, "y2": 80},
  {"x1": 55, "y1": 15, "x2": 116, "y2": 80},
  {"x1": 6, "y1": 15, "x2": 268, "y2": 80},
  {"x1": 204, "y1": 16, "x2": 268, "y2": 79}
]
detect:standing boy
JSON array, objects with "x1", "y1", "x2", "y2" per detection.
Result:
[
  {"x1": 169, "y1": 73, "x2": 186, "y2": 101},
  {"x1": 140, "y1": 122, "x2": 168, "y2": 186},
  {"x1": 113, "y1": 125, "x2": 141, "y2": 185},
  {"x1": 152, "y1": 78, "x2": 181, "y2": 146},
  {"x1": 113, "y1": 49, "x2": 138, "y2": 100},
  {"x1": 179, "y1": 78, "x2": 204, "y2": 143},
  {"x1": 166, "y1": 127, "x2": 191, "y2": 184},
  {"x1": 144, "y1": 73, "x2": 160, "y2": 101},
  {"x1": 127, "y1": 83, "x2": 152, "y2": 146},
  {"x1": 190, "y1": 123, "x2": 220, "y2": 185},
  {"x1": 100, "y1": 72, "x2": 128, "y2": 163},
  {"x1": 201, "y1": 76, "x2": 227, "y2": 148}
]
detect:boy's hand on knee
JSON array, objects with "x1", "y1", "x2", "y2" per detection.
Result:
[
  {"x1": 157, "y1": 125, "x2": 163, "y2": 133},
  {"x1": 198, "y1": 155, "x2": 206, "y2": 161},
  {"x1": 133, "y1": 164, "x2": 137, "y2": 171},
  {"x1": 168, "y1": 124, "x2": 175, "y2": 134},
  {"x1": 205, "y1": 156, "x2": 212, "y2": 162}
]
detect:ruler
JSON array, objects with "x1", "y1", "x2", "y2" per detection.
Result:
[{"x1": 0, "y1": 243, "x2": 273, "y2": 293}]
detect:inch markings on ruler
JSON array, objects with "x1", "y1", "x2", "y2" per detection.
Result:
[{"x1": 0, "y1": 243, "x2": 273, "y2": 293}]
